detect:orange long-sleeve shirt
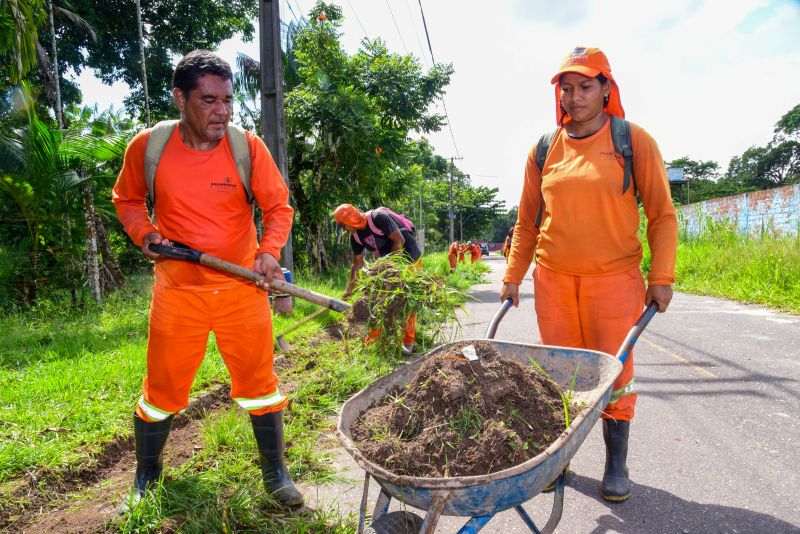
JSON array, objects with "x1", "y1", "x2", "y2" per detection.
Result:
[
  {"x1": 504, "y1": 119, "x2": 677, "y2": 286},
  {"x1": 112, "y1": 127, "x2": 294, "y2": 291}
]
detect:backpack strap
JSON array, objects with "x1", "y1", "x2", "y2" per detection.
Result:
[
  {"x1": 365, "y1": 210, "x2": 384, "y2": 236},
  {"x1": 534, "y1": 128, "x2": 559, "y2": 228},
  {"x1": 610, "y1": 115, "x2": 634, "y2": 194},
  {"x1": 144, "y1": 120, "x2": 179, "y2": 209},
  {"x1": 226, "y1": 123, "x2": 253, "y2": 204},
  {"x1": 144, "y1": 121, "x2": 254, "y2": 208}
]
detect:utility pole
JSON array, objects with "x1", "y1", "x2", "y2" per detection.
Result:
[
  {"x1": 135, "y1": 0, "x2": 151, "y2": 127},
  {"x1": 449, "y1": 157, "x2": 463, "y2": 244},
  {"x1": 260, "y1": 0, "x2": 293, "y2": 272}
]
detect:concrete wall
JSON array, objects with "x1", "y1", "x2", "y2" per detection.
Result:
[{"x1": 679, "y1": 184, "x2": 800, "y2": 237}]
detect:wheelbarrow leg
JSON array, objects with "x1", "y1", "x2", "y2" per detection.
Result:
[
  {"x1": 539, "y1": 470, "x2": 566, "y2": 534},
  {"x1": 420, "y1": 495, "x2": 447, "y2": 534},
  {"x1": 456, "y1": 514, "x2": 493, "y2": 533},
  {"x1": 372, "y1": 487, "x2": 392, "y2": 522},
  {"x1": 357, "y1": 472, "x2": 370, "y2": 534}
]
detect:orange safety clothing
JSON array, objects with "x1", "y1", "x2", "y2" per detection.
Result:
[
  {"x1": 448, "y1": 242, "x2": 458, "y2": 269},
  {"x1": 533, "y1": 263, "x2": 644, "y2": 421},
  {"x1": 470, "y1": 243, "x2": 481, "y2": 263},
  {"x1": 504, "y1": 119, "x2": 677, "y2": 287},
  {"x1": 113, "y1": 125, "x2": 293, "y2": 421},
  {"x1": 137, "y1": 283, "x2": 287, "y2": 422},
  {"x1": 333, "y1": 204, "x2": 367, "y2": 229},
  {"x1": 551, "y1": 47, "x2": 624, "y2": 126},
  {"x1": 113, "y1": 128, "x2": 294, "y2": 291}
]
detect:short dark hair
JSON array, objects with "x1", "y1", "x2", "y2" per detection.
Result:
[
  {"x1": 172, "y1": 50, "x2": 233, "y2": 95},
  {"x1": 596, "y1": 73, "x2": 608, "y2": 84}
]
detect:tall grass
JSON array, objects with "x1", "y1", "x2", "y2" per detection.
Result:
[{"x1": 674, "y1": 218, "x2": 800, "y2": 313}]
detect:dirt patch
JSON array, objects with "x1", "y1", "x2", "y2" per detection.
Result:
[
  {"x1": 3, "y1": 384, "x2": 233, "y2": 534},
  {"x1": 350, "y1": 342, "x2": 578, "y2": 478}
]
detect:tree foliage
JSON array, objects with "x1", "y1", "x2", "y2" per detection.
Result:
[
  {"x1": 284, "y1": 2, "x2": 454, "y2": 271},
  {"x1": 0, "y1": 89, "x2": 130, "y2": 305}
]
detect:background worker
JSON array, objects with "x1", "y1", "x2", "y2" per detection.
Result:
[
  {"x1": 112, "y1": 50, "x2": 302, "y2": 509},
  {"x1": 448, "y1": 241, "x2": 459, "y2": 270},
  {"x1": 500, "y1": 46, "x2": 677, "y2": 502},
  {"x1": 457, "y1": 241, "x2": 467, "y2": 263},
  {"x1": 502, "y1": 226, "x2": 514, "y2": 262},
  {"x1": 334, "y1": 204, "x2": 421, "y2": 356},
  {"x1": 468, "y1": 241, "x2": 482, "y2": 263}
]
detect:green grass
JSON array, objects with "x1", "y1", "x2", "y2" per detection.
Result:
[
  {"x1": 0, "y1": 253, "x2": 489, "y2": 531},
  {"x1": 673, "y1": 219, "x2": 800, "y2": 313}
]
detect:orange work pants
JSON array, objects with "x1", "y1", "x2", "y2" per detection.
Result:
[
  {"x1": 533, "y1": 263, "x2": 645, "y2": 421},
  {"x1": 448, "y1": 252, "x2": 457, "y2": 269},
  {"x1": 135, "y1": 283, "x2": 288, "y2": 422}
]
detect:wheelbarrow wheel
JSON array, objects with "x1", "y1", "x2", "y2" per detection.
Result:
[{"x1": 365, "y1": 510, "x2": 425, "y2": 534}]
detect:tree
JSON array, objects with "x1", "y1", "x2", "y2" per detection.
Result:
[
  {"x1": 284, "y1": 2, "x2": 453, "y2": 271},
  {"x1": 46, "y1": 0, "x2": 258, "y2": 120},
  {"x1": 0, "y1": 0, "x2": 44, "y2": 84},
  {"x1": 0, "y1": 89, "x2": 128, "y2": 305}
]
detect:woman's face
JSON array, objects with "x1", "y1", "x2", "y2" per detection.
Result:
[{"x1": 559, "y1": 72, "x2": 609, "y2": 124}]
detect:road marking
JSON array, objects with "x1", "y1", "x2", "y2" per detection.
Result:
[{"x1": 640, "y1": 336, "x2": 718, "y2": 378}]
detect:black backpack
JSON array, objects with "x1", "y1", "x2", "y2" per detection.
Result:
[{"x1": 534, "y1": 115, "x2": 634, "y2": 227}]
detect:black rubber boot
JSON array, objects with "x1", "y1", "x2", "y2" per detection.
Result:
[
  {"x1": 601, "y1": 419, "x2": 631, "y2": 502},
  {"x1": 250, "y1": 410, "x2": 304, "y2": 507},
  {"x1": 120, "y1": 413, "x2": 173, "y2": 513}
]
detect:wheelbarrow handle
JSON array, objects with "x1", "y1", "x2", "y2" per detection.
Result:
[
  {"x1": 485, "y1": 297, "x2": 514, "y2": 339},
  {"x1": 148, "y1": 242, "x2": 351, "y2": 313},
  {"x1": 615, "y1": 301, "x2": 659, "y2": 364}
]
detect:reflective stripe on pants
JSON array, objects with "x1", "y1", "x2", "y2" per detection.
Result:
[{"x1": 136, "y1": 283, "x2": 288, "y2": 422}]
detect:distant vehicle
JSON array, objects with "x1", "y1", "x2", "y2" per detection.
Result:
[{"x1": 479, "y1": 242, "x2": 489, "y2": 256}]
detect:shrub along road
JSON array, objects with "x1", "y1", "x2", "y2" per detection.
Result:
[{"x1": 310, "y1": 254, "x2": 800, "y2": 532}]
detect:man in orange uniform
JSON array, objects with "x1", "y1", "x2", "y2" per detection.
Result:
[
  {"x1": 112, "y1": 51, "x2": 302, "y2": 509},
  {"x1": 447, "y1": 241, "x2": 459, "y2": 270},
  {"x1": 501, "y1": 47, "x2": 677, "y2": 502}
]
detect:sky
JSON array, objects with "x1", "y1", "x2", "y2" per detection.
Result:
[{"x1": 75, "y1": 0, "x2": 800, "y2": 207}]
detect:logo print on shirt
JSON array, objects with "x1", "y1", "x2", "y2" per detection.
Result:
[{"x1": 210, "y1": 176, "x2": 237, "y2": 192}]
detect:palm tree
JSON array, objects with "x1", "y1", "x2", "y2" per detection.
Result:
[
  {"x1": 0, "y1": 88, "x2": 128, "y2": 305},
  {"x1": 0, "y1": 0, "x2": 44, "y2": 83}
]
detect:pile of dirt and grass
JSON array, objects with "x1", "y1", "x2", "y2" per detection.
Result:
[{"x1": 350, "y1": 342, "x2": 580, "y2": 478}]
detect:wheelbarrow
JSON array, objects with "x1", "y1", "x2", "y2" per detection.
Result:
[{"x1": 336, "y1": 299, "x2": 658, "y2": 533}]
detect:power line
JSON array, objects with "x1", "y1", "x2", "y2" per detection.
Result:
[
  {"x1": 403, "y1": 0, "x2": 429, "y2": 67},
  {"x1": 346, "y1": 0, "x2": 370, "y2": 40},
  {"x1": 415, "y1": 0, "x2": 460, "y2": 158},
  {"x1": 416, "y1": 0, "x2": 436, "y2": 64},
  {"x1": 384, "y1": 0, "x2": 409, "y2": 55}
]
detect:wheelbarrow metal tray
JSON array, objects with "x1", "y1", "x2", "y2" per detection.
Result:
[{"x1": 337, "y1": 339, "x2": 622, "y2": 518}]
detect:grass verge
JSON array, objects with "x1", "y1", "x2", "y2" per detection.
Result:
[{"x1": 0, "y1": 253, "x2": 488, "y2": 531}]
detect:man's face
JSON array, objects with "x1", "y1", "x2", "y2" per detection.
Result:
[
  {"x1": 341, "y1": 224, "x2": 358, "y2": 234},
  {"x1": 173, "y1": 74, "x2": 233, "y2": 143}
]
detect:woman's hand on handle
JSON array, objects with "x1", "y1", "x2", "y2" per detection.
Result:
[
  {"x1": 646, "y1": 284, "x2": 673, "y2": 312},
  {"x1": 500, "y1": 282, "x2": 520, "y2": 308}
]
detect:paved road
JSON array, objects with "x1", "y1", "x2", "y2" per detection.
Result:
[{"x1": 308, "y1": 255, "x2": 800, "y2": 533}]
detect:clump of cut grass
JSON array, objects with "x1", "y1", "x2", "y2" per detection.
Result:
[
  {"x1": 448, "y1": 406, "x2": 483, "y2": 442},
  {"x1": 351, "y1": 254, "x2": 464, "y2": 353}
]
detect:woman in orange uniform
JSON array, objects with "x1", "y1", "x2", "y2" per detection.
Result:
[{"x1": 500, "y1": 47, "x2": 677, "y2": 502}]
